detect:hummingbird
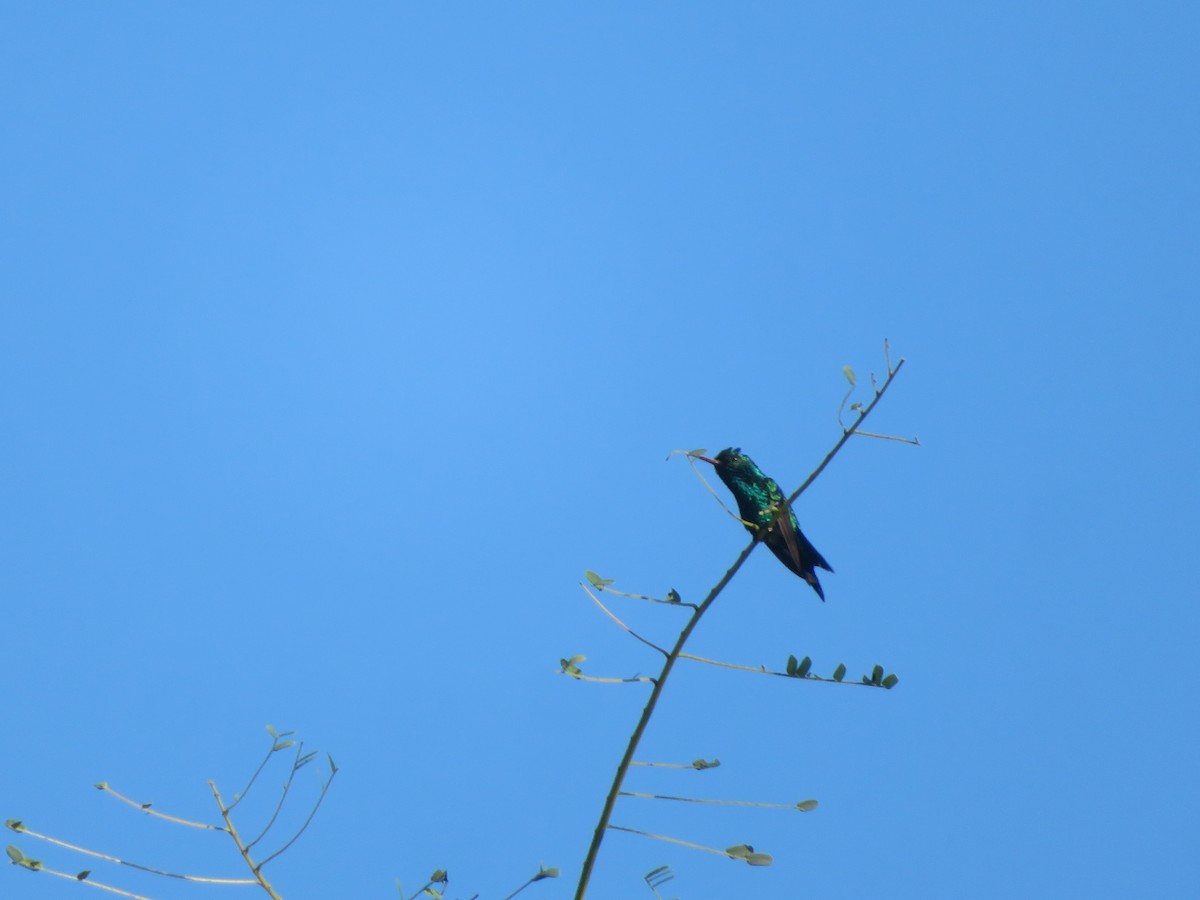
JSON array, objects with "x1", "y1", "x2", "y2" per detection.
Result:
[{"x1": 696, "y1": 448, "x2": 833, "y2": 600}]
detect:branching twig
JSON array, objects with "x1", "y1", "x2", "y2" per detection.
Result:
[
  {"x1": 678, "y1": 651, "x2": 891, "y2": 686},
  {"x1": 94, "y1": 784, "x2": 222, "y2": 831},
  {"x1": 246, "y1": 742, "x2": 308, "y2": 851},
  {"x1": 227, "y1": 729, "x2": 294, "y2": 814},
  {"x1": 587, "y1": 576, "x2": 697, "y2": 610},
  {"x1": 255, "y1": 767, "x2": 337, "y2": 871},
  {"x1": 580, "y1": 583, "x2": 670, "y2": 656},
  {"x1": 573, "y1": 351, "x2": 906, "y2": 899},
  {"x1": 7, "y1": 824, "x2": 254, "y2": 883},
  {"x1": 209, "y1": 781, "x2": 283, "y2": 900}
]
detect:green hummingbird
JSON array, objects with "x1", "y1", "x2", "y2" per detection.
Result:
[{"x1": 697, "y1": 448, "x2": 833, "y2": 600}]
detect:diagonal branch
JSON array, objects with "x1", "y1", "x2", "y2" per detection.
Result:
[
  {"x1": 209, "y1": 781, "x2": 283, "y2": 900},
  {"x1": 572, "y1": 354, "x2": 906, "y2": 899}
]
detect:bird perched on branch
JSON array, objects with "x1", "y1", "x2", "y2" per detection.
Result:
[{"x1": 696, "y1": 448, "x2": 833, "y2": 600}]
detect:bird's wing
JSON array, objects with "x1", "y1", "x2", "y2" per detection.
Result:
[{"x1": 775, "y1": 503, "x2": 804, "y2": 572}]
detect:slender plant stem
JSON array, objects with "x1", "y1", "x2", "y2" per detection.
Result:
[
  {"x1": 26, "y1": 865, "x2": 159, "y2": 900},
  {"x1": 256, "y1": 770, "x2": 336, "y2": 870},
  {"x1": 10, "y1": 826, "x2": 254, "y2": 883},
  {"x1": 605, "y1": 824, "x2": 729, "y2": 857},
  {"x1": 581, "y1": 583, "x2": 670, "y2": 656},
  {"x1": 97, "y1": 784, "x2": 223, "y2": 831},
  {"x1": 618, "y1": 790, "x2": 812, "y2": 810},
  {"x1": 246, "y1": 743, "x2": 305, "y2": 851},
  {"x1": 572, "y1": 357, "x2": 905, "y2": 899},
  {"x1": 209, "y1": 781, "x2": 283, "y2": 900}
]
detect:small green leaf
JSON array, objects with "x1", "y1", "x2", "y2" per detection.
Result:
[
  {"x1": 692, "y1": 758, "x2": 720, "y2": 769},
  {"x1": 796, "y1": 799, "x2": 819, "y2": 812},
  {"x1": 265, "y1": 724, "x2": 279, "y2": 739},
  {"x1": 666, "y1": 589, "x2": 681, "y2": 604},
  {"x1": 273, "y1": 740, "x2": 296, "y2": 751},
  {"x1": 797, "y1": 656, "x2": 812, "y2": 678},
  {"x1": 429, "y1": 869, "x2": 448, "y2": 883},
  {"x1": 843, "y1": 365, "x2": 856, "y2": 386},
  {"x1": 882, "y1": 674, "x2": 899, "y2": 689},
  {"x1": 77, "y1": 870, "x2": 91, "y2": 881},
  {"x1": 786, "y1": 654, "x2": 798, "y2": 676},
  {"x1": 5, "y1": 821, "x2": 23, "y2": 832},
  {"x1": 560, "y1": 654, "x2": 587, "y2": 675},
  {"x1": 832, "y1": 663, "x2": 846, "y2": 682},
  {"x1": 725, "y1": 844, "x2": 753, "y2": 859},
  {"x1": 532, "y1": 866, "x2": 560, "y2": 880},
  {"x1": 140, "y1": 803, "x2": 152, "y2": 810},
  {"x1": 745, "y1": 852, "x2": 774, "y2": 866},
  {"x1": 871, "y1": 665, "x2": 884, "y2": 685},
  {"x1": 584, "y1": 570, "x2": 615, "y2": 588},
  {"x1": 94, "y1": 782, "x2": 108, "y2": 790},
  {"x1": 6, "y1": 845, "x2": 23, "y2": 863}
]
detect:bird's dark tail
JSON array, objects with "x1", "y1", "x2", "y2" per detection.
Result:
[{"x1": 804, "y1": 570, "x2": 826, "y2": 602}]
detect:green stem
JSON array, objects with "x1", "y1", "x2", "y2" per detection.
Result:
[{"x1": 572, "y1": 356, "x2": 906, "y2": 899}]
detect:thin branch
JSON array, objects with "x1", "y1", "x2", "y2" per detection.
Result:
[
  {"x1": 580, "y1": 583, "x2": 669, "y2": 656},
  {"x1": 644, "y1": 864, "x2": 675, "y2": 899},
  {"x1": 246, "y1": 742, "x2": 306, "y2": 851},
  {"x1": 574, "y1": 354, "x2": 906, "y2": 899},
  {"x1": 853, "y1": 429, "x2": 920, "y2": 444},
  {"x1": 10, "y1": 826, "x2": 254, "y2": 883},
  {"x1": 787, "y1": 357, "x2": 906, "y2": 509},
  {"x1": 606, "y1": 824, "x2": 731, "y2": 858},
  {"x1": 13, "y1": 864, "x2": 159, "y2": 900},
  {"x1": 574, "y1": 536, "x2": 757, "y2": 898},
  {"x1": 678, "y1": 651, "x2": 889, "y2": 687},
  {"x1": 226, "y1": 738, "x2": 283, "y2": 814},
  {"x1": 837, "y1": 380, "x2": 856, "y2": 430},
  {"x1": 560, "y1": 671, "x2": 656, "y2": 685},
  {"x1": 619, "y1": 791, "x2": 817, "y2": 812},
  {"x1": 593, "y1": 582, "x2": 696, "y2": 610},
  {"x1": 255, "y1": 767, "x2": 337, "y2": 870},
  {"x1": 405, "y1": 883, "x2": 432, "y2": 900},
  {"x1": 684, "y1": 456, "x2": 755, "y2": 527},
  {"x1": 629, "y1": 760, "x2": 717, "y2": 770},
  {"x1": 95, "y1": 784, "x2": 223, "y2": 831},
  {"x1": 209, "y1": 781, "x2": 283, "y2": 900},
  {"x1": 502, "y1": 874, "x2": 540, "y2": 899}
]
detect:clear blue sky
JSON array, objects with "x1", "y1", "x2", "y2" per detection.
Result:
[{"x1": 3, "y1": 4, "x2": 1197, "y2": 899}]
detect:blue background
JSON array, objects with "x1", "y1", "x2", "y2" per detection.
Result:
[{"x1": 3, "y1": 3, "x2": 1197, "y2": 898}]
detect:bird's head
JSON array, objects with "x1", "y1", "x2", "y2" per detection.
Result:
[{"x1": 695, "y1": 447, "x2": 753, "y2": 475}]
